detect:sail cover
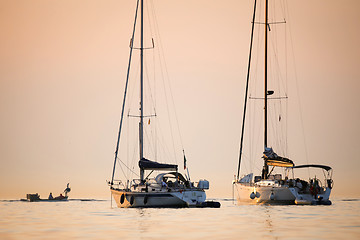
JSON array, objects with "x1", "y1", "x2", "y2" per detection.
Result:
[
  {"x1": 138, "y1": 158, "x2": 178, "y2": 171},
  {"x1": 263, "y1": 147, "x2": 294, "y2": 168}
]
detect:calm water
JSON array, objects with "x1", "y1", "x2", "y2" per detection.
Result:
[{"x1": 1, "y1": 197, "x2": 359, "y2": 239}]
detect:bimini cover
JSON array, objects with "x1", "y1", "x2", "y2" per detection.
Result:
[
  {"x1": 154, "y1": 172, "x2": 187, "y2": 184},
  {"x1": 138, "y1": 158, "x2": 178, "y2": 171},
  {"x1": 263, "y1": 147, "x2": 294, "y2": 168},
  {"x1": 292, "y1": 164, "x2": 332, "y2": 171}
]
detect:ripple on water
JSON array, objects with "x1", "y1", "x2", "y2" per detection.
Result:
[{"x1": 0, "y1": 198, "x2": 359, "y2": 239}]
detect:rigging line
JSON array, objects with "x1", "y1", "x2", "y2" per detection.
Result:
[
  {"x1": 151, "y1": 2, "x2": 185, "y2": 154},
  {"x1": 123, "y1": 115, "x2": 138, "y2": 182},
  {"x1": 150, "y1": 1, "x2": 179, "y2": 164},
  {"x1": 269, "y1": 31, "x2": 288, "y2": 99},
  {"x1": 270, "y1": 102, "x2": 283, "y2": 155},
  {"x1": 111, "y1": 0, "x2": 140, "y2": 185},
  {"x1": 146, "y1": 114, "x2": 155, "y2": 161},
  {"x1": 271, "y1": 43, "x2": 287, "y2": 156},
  {"x1": 268, "y1": 29, "x2": 289, "y2": 158},
  {"x1": 143, "y1": 57, "x2": 157, "y2": 114},
  {"x1": 145, "y1": 0, "x2": 154, "y2": 40},
  {"x1": 117, "y1": 157, "x2": 140, "y2": 177},
  {"x1": 284, "y1": 0, "x2": 289, "y2": 156},
  {"x1": 249, "y1": 0, "x2": 262, "y2": 169},
  {"x1": 126, "y1": 59, "x2": 140, "y2": 116},
  {"x1": 254, "y1": 105, "x2": 263, "y2": 167},
  {"x1": 126, "y1": 111, "x2": 130, "y2": 179},
  {"x1": 241, "y1": 152, "x2": 250, "y2": 175},
  {"x1": 282, "y1": 99, "x2": 288, "y2": 156},
  {"x1": 251, "y1": 0, "x2": 261, "y2": 99},
  {"x1": 237, "y1": 0, "x2": 257, "y2": 180},
  {"x1": 154, "y1": 119, "x2": 174, "y2": 163},
  {"x1": 116, "y1": 156, "x2": 130, "y2": 182},
  {"x1": 143, "y1": 125, "x2": 157, "y2": 159},
  {"x1": 248, "y1": 99, "x2": 255, "y2": 171},
  {"x1": 141, "y1": 4, "x2": 157, "y2": 116},
  {"x1": 129, "y1": 132, "x2": 139, "y2": 183},
  {"x1": 128, "y1": 116, "x2": 138, "y2": 180},
  {"x1": 149, "y1": 0, "x2": 158, "y2": 161},
  {"x1": 285, "y1": 2, "x2": 310, "y2": 168},
  {"x1": 268, "y1": 33, "x2": 281, "y2": 91},
  {"x1": 124, "y1": 119, "x2": 134, "y2": 181},
  {"x1": 265, "y1": 4, "x2": 287, "y2": 155},
  {"x1": 249, "y1": 56, "x2": 259, "y2": 171},
  {"x1": 122, "y1": 126, "x2": 139, "y2": 182},
  {"x1": 273, "y1": 103, "x2": 282, "y2": 150},
  {"x1": 280, "y1": 0, "x2": 287, "y2": 24},
  {"x1": 247, "y1": 101, "x2": 253, "y2": 173},
  {"x1": 154, "y1": 110, "x2": 157, "y2": 160}
]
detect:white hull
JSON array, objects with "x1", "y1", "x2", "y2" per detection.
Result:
[
  {"x1": 111, "y1": 188, "x2": 206, "y2": 208},
  {"x1": 234, "y1": 182, "x2": 295, "y2": 204}
]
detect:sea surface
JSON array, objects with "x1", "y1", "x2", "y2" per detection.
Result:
[{"x1": 0, "y1": 197, "x2": 359, "y2": 239}]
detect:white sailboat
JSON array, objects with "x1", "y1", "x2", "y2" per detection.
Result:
[
  {"x1": 233, "y1": 0, "x2": 333, "y2": 205},
  {"x1": 109, "y1": 0, "x2": 218, "y2": 208}
]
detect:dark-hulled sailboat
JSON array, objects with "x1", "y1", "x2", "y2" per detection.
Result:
[{"x1": 108, "y1": 0, "x2": 214, "y2": 208}]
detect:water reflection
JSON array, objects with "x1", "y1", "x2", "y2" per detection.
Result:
[
  {"x1": 137, "y1": 208, "x2": 150, "y2": 233},
  {"x1": 0, "y1": 198, "x2": 358, "y2": 239},
  {"x1": 264, "y1": 207, "x2": 274, "y2": 234}
]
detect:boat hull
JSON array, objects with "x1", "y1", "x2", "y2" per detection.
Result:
[
  {"x1": 234, "y1": 182, "x2": 295, "y2": 204},
  {"x1": 111, "y1": 188, "x2": 206, "y2": 208},
  {"x1": 20, "y1": 198, "x2": 69, "y2": 202}
]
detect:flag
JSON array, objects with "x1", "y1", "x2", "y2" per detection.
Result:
[{"x1": 184, "y1": 155, "x2": 187, "y2": 169}]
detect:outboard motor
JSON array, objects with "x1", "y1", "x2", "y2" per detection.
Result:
[{"x1": 197, "y1": 180, "x2": 209, "y2": 189}]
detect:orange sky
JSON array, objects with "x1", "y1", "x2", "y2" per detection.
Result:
[{"x1": 0, "y1": 0, "x2": 360, "y2": 199}]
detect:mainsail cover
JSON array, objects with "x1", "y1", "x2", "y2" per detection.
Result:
[
  {"x1": 263, "y1": 147, "x2": 294, "y2": 167},
  {"x1": 138, "y1": 158, "x2": 178, "y2": 171}
]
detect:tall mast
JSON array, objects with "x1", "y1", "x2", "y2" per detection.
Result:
[
  {"x1": 262, "y1": 0, "x2": 269, "y2": 179},
  {"x1": 139, "y1": 0, "x2": 145, "y2": 181},
  {"x1": 236, "y1": 0, "x2": 257, "y2": 180},
  {"x1": 110, "y1": 0, "x2": 140, "y2": 186}
]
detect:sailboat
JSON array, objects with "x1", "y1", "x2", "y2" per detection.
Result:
[
  {"x1": 108, "y1": 0, "x2": 218, "y2": 208},
  {"x1": 233, "y1": 0, "x2": 333, "y2": 205}
]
